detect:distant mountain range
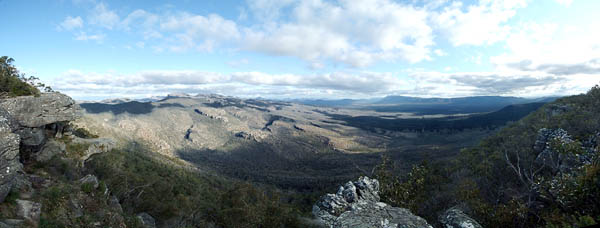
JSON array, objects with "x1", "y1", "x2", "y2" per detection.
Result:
[
  {"x1": 84, "y1": 94, "x2": 560, "y2": 116},
  {"x1": 290, "y1": 95, "x2": 559, "y2": 115}
]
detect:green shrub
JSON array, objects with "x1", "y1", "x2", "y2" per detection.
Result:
[{"x1": 81, "y1": 182, "x2": 95, "y2": 194}]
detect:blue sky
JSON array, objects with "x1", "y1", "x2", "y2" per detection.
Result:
[{"x1": 1, "y1": 0, "x2": 599, "y2": 100}]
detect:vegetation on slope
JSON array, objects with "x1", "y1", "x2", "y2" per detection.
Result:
[
  {"x1": 87, "y1": 143, "x2": 306, "y2": 227},
  {"x1": 376, "y1": 85, "x2": 600, "y2": 227}
]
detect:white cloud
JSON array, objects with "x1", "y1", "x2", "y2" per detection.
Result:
[
  {"x1": 75, "y1": 32, "x2": 105, "y2": 42},
  {"x1": 160, "y1": 13, "x2": 240, "y2": 52},
  {"x1": 432, "y1": 0, "x2": 527, "y2": 46},
  {"x1": 50, "y1": 67, "x2": 593, "y2": 100},
  {"x1": 492, "y1": 21, "x2": 600, "y2": 74},
  {"x1": 244, "y1": 0, "x2": 434, "y2": 67},
  {"x1": 51, "y1": 69, "x2": 409, "y2": 99},
  {"x1": 406, "y1": 70, "x2": 591, "y2": 98},
  {"x1": 89, "y1": 2, "x2": 120, "y2": 29},
  {"x1": 58, "y1": 16, "x2": 83, "y2": 30},
  {"x1": 434, "y1": 49, "x2": 447, "y2": 56}
]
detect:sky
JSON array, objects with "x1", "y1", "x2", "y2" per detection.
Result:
[{"x1": 1, "y1": 0, "x2": 599, "y2": 100}]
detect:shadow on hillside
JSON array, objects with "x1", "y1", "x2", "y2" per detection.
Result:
[
  {"x1": 175, "y1": 141, "x2": 382, "y2": 192},
  {"x1": 80, "y1": 101, "x2": 185, "y2": 115}
]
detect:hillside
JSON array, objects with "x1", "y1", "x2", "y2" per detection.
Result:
[{"x1": 374, "y1": 85, "x2": 600, "y2": 227}]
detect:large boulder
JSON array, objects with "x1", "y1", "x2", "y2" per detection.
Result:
[
  {"x1": 313, "y1": 176, "x2": 432, "y2": 228},
  {"x1": 0, "y1": 108, "x2": 22, "y2": 203},
  {"x1": 439, "y1": 207, "x2": 483, "y2": 228},
  {"x1": 0, "y1": 93, "x2": 81, "y2": 128}
]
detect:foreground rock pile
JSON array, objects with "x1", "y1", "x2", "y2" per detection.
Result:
[
  {"x1": 313, "y1": 176, "x2": 433, "y2": 228},
  {"x1": 313, "y1": 176, "x2": 484, "y2": 228}
]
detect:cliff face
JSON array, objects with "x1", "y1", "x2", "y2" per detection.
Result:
[
  {"x1": 0, "y1": 107, "x2": 20, "y2": 202},
  {"x1": 0, "y1": 93, "x2": 81, "y2": 202}
]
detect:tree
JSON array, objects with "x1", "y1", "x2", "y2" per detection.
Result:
[{"x1": 0, "y1": 56, "x2": 52, "y2": 97}]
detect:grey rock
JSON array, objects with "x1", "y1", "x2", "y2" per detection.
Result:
[
  {"x1": 15, "y1": 127, "x2": 45, "y2": 147},
  {"x1": 35, "y1": 139, "x2": 66, "y2": 162},
  {"x1": 313, "y1": 176, "x2": 432, "y2": 228},
  {"x1": 439, "y1": 207, "x2": 483, "y2": 228},
  {"x1": 0, "y1": 219, "x2": 24, "y2": 227},
  {"x1": 534, "y1": 128, "x2": 588, "y2": 173},
  {"x1": 79, "y1": 174, "x2": 99, "y2": 189},
  {"x1": 0, "y1": 221, "x2": 10, "y2": 228},
  {"x1": 69, "y1": 197, "x2": 84, "y2": 218},
  {"x1": 137, "y1": 212, "x2": 157, "y2": 228},
  {"x1": 0, "y1": 93, "x2": 81, "y2": 128},
  {"x1": 16, "y1": 199, "x2": 41, "y2": 225},
  {"x1": 71, "y1": 137, "x2": 116, "y2": 162},
  {"x1": 545, "y1": 104, "x2": 571, "y2": 117},
  {"x1": 109, "y1": 195, "x2": 123, "y2": 213},
  {"x1": 0, "y1": 109, "x2": 22, "y2": 203}
]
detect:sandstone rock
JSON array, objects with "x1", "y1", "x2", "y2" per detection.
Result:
[
  {"x1": 137, "y1": 212, "x2": 156, "y2": 228},
  {"x1": 0, "y1": 93, "x2": 81, "y2": 128},
  {"x1": 313, "y1": 176, "x2": 432, "y2": 228},
  {"x1": 439, "y1": 207, "x2": 483, "y2": 228},
  {"x1": 0, "y1": 109, "x2": 22, "y2": 203},
  {"x1": 16, "y1": 199, "x2": 41, "y2": 225},
  {"x1": 35, "y1": 139, "x2": 66, "y2": 162},
  {"x1": 79, "y1": 174, "x2": 99, "y2": 189}
]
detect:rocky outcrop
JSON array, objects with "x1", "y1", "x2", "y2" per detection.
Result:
[
  {"x1": 137, "y1": 212, "x2": 157, "y2": 228},
  {"x1": 0, "y1": 108, "x2": 21, "y2": 203},
  {"x1": 313, "y1": 176, "x2": 432, "y2": 228},
  {"x1": 439, "y1": 207, "x2": 483, "y2": 228},
  {"x1": 1, "y1": 93, "x2": 81, "y2": 203},
  {"x1": 71, "y1": 137, "x2": 116, "y2": 162},
  {"x1": 0, "y1": 93, "x2": 81, "y2": 128},
  {"x1": 534, "y1": 128, "x2": 596, "y2": 173}
]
